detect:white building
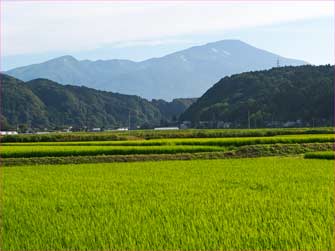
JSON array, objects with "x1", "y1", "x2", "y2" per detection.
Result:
[
  {"x1": 154, "y1": 127, "x2": 179, "y2": 130},
  {"x1": 0, "y1": 131, "x2": 18, "y2": 135}
]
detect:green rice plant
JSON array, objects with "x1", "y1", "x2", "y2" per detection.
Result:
[
  {"x1": 3, "y1": 134, "x2": 333, "y2": 147},
  {"x1": 0, "y1": 132, "x2": 132, "y2": 143},
  {"x1": 3, "y1": 134, "x2": 333, "y2": 159},
  {"x1": 2, "y1": 140, "x2": 168, "y2": 147},
  {"x1": 1, "y1": 145, "x2": 225, "y2": 158},
  {"x1": 3, "y1": 143, "x2": 333, "y2": 166},
  {"x1": 3, "y1": 157, "x2": 333, "y2": 250},
  {"x1": 123, "y1": 127, "x2": 334, "y2": 139},
  {"x1": 304, "y1": 151, "x2": 334, "y2": 159},
  {"x1": 171, "y1": 134, "x2": 334, "y2": 146}
]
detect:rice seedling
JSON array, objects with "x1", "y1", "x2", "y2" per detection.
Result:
[
  {"x1": 2, "y1": 157, "x2": 333, "y2": 250},
  {"x1": 1, "y1": 145, "x2": 225, "y2": 158}
]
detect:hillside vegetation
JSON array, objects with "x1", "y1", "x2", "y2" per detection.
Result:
[
  {"x1": 1, "y1": 74, "x2": 194, "y2": 130},
  {"x1": 3, "y1": 65, "x2": 333, "y2": 130},
  {"x1": 181, "y1": 65, "x2": 333, "y2": 128}
]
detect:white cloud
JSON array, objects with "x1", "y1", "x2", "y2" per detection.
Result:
[{"x1": 1, "y1": 1, "x2": 333, "y2": 56}]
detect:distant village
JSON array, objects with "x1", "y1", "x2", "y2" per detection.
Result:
[{"x1": 1, "y1": 118, "x2": 323, "y2": 135}]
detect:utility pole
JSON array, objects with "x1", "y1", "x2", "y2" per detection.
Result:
[
  {"x1": 134, "y1": 110, "x2": 138, "y2": 129},
  {"x1": 212, "y1": 112, "x2": 216, "y2": 129},
  {"x1": 248, "y1": 110, "x2": 251, "y2": 129},
  {"x1": 276, "y1": 57, "x2": 280, "y2": 68},
  {"x1": 86, "y1": 107, "x2": 89, "y2": 132}
]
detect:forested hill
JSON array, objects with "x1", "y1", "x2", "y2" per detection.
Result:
[
  {"x1": 1, "y1": 74, "x2": 195, "y2": 130},
  {"x1": 151, "y1": 98, "x2": 198, "y2": 122},
  {"x1": 180, "y1": 65, "x2": 333, "y2": 128}
]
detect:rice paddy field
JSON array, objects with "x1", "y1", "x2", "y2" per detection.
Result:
[{"x1": 1, "y1": 128, "x2": 334, "y2": 250}]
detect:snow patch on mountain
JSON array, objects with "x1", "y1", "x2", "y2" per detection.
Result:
[
  {"x1": 180, "y1": 55, "x2": 188, "y2": 62},
  {"x1": 222, "y1": 50, "x2": 231, "y2": 56}
]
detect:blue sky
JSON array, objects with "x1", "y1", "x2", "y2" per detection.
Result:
[{"x1": 1, "y1": 1, "x2": 333, "y2": 70}]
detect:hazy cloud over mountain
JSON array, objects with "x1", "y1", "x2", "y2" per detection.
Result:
[{"x1": 1, "y1": 1, "x2": 332, "y2": 70}]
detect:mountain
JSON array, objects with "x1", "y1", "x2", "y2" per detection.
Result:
[
  {"x1": 180, "y1": 65, "x2": 333, "y2": 128},
  {"x1": 6, "y1": 40, "x2": 307, "y2": 100},
  {"x1": 1, "y1": 74, "x2": 195, "y2": 130}
]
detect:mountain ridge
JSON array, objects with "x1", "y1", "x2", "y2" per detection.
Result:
[{"x1": 6, "y1": 40, "x2": 307, "y2": 100}]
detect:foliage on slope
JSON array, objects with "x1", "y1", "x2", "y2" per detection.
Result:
[
  {"x1": 1, "y1": 74, "x2": 194, "y2": 130},
  {"x1": 181, "y1": 65, "x2": 334, "y2": 127}
]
